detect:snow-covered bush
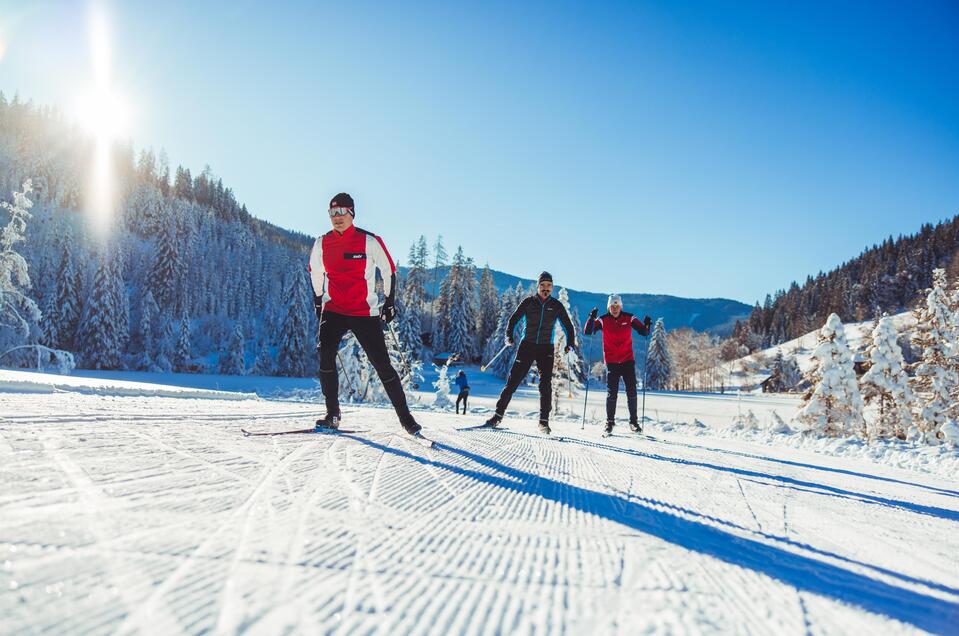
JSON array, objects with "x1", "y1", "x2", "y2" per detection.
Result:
[
  {"x1": 0, "y1": 180, "x2": 42, "y2": 366},
  {"x1": 432, "y1": 357, "x2": 454, "y2": 408},
  {"x1": 795, "y1": 313, "x2": 864, "y2": 437}
]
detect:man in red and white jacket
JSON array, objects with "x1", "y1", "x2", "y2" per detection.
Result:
[
  {"x1": 309, "y1": 193, "x2": 420, "y2": 435},
  {"x1": 584, "y1": 294, "x2": 652, "y2": 434}
]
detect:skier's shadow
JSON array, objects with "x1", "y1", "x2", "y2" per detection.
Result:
[
  {"x1": 341, "y1": 434, "x2": 958, "y2": 634},
  {"x1": 640, "y1": 434, "x2": 959, "y2": 499},
  {"x1": 547, "y1": 435, "x2": 959, "y2": 523}
]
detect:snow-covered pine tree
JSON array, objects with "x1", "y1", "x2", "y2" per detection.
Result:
[
  {"x1": 150, "y1": 200, "x2": 180, "y2": 313},
  {"x1": 252, "y1": 339, "x2": 273, "y2": 376},
  {"x1": 795, "y1": 313, "x2": 865, "y2": 437},
  {"x1": 428, "y1": 234, "x2": 448, "y2": 341},
  {"x1": 0, "y1": 180, "x2": 43, "y2": 367},
  {"x1": 552, "y1": 288, "x2": 584, "y2": 400},
  {"x1": 44, "y1": 229, "x2": 83, "y2": 351},
  {"x1": 477, "y1": 265, "x2": 498, "y2": 353},
  {"x1": 483, "y1": 284, "x2": 524, "y2": 378},
  {"x1": 219, "y1": 322, "x2": 246, "y2": 375},
  {"x1": 911, "y1": 269, "x2": 959, "y2": 442},
  {"x1": 396, "y1": 278, "x2": 423, "y2": 359},
  {"x1": 443, "y1": 247, "x2": 478, "y2": 361},
  {"x1": 645, "y1": 318, "x2": 671, "y2": 390},
  {"x1": 76, "y1": 247, "x2": 125, "y2": 370},
  {"x1": 861, "y1": 315, "x2": 914, "y2": 439},
  {"x1": 765, "y1": 349, "x2": 800, "y2": 392},
  {"x1": 134, "y1": 290, "x2": 159, "y2": 370},
  {"x1": 154, "y1": 318, "x2": 174, "y2": 373},
  {"x1": 173, "y1": 317, "x2": 192, "y2": 372},
  {"x1": 275, "y1": 268, "x2": 312, "y2": 377}
]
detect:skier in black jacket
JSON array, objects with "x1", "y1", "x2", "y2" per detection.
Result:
[{"x1": 484, "y1": 272, "x2": 577, "y2": 434}]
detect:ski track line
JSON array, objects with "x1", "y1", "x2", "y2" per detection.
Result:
[
  {"x1": 36, "y1": 429, "x2": 159, "y2": 632},
  {"x1": 127, "y1": 426, "x2": 258, "y2": 487},
  {"x1": 323, "y1": 433, "x2": 395, "y2": 630},
  {"x1": 736, "y1": 478, "x2": 765, "y2": 534},
  {"x1": 115, "y1": 440, "x2": 316, "y2": 634}
]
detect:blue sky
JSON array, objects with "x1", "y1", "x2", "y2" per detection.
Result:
[{"x1": 1, "y1": 0, "x2": 958, "y2": 304}]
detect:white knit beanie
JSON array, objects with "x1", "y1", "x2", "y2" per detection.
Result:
[{"x1": 607, "y1": 294, "x2": 623, "y2": 308}]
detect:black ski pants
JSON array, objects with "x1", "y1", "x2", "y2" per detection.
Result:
[
  {"x1": 318, "y1": 311, "x2": 411, "y2": 419},
  {"x1": 494, "y1": 341, "x2": 555, "y2": 421},
  {"x1": 456, "y1": 388, "x2": 469, "y2": 414},
  {"x1": 606, "y1": 360, "x2": 638, "y2": 423}
]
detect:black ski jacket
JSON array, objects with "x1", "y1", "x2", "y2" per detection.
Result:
[{"x1": 507, "y1": 295, "x2": 577, "y2": 349}]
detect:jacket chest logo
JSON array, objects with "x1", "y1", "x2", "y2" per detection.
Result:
[{"x1": 343, "y1": 252, "x2": 366, "y2": 260}]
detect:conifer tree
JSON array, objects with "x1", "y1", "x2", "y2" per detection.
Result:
[
  {"x1": 173, "y1": 317, "x2": 192, "y2": 372},
  {"x1": 861, "y1": 315, "x2": 914, "y2": 438},
  {"x1": 478, "y1": 265, "x2": 499, "y2": 351},
  {"x1": 795, "y1": 313, "x2": 864, "y2": 436},
  {"x1": 76, "y1": 247, "x2": 124, "y2": 370},
  {"x1": 645, "y1": 318, "x2": 672, "y2": 390},
  {"x1": 276, "y1": 268, "x2": 311, "y2": 377},
  {"x1": 911, "y1": 269, "x2": 958, "y2": 442},
  {"x1": 219, "y1": 322, "x2": 246, "y2": 375}
]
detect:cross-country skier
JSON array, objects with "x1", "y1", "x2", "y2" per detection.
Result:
[
  {"x1": 309, "y1": 193, "x2": 421, "y2": 435},
  {"x1": 584, "y1": 294, "x2": 651, "y2": 434},
  {"x1": 455, "y1": 370, "x2": 470, "y2": 414},
  {"x1": 484, "y1": 272, "x2": 577, "y2": 434}
]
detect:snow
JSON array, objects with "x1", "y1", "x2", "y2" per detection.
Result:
[
  {"x1": 711, "y1": 311, "x2": 918, "y2": 393},
  {"x1": 0, "y1": 368, "x2": 255, "y2": 401},
  {"x1": 2, "y1": 372, "x2": 959, "y2": 633}
]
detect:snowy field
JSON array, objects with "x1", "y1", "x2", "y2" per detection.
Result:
[{"x1": 2, "y1": 372, "x2": 959, "y2": 634}]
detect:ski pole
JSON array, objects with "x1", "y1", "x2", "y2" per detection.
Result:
[
  {"x1": 581, "y1": 333, "x2": 594, "y2": 430},
  {"x1": 481, "y1": 343, "x2": 510, "y2": 372},
  {"x1": 641, "y1": 331, "x2": 650, "y2": 424}
]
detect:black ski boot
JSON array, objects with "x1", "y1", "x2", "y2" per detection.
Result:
[
  {"x1": 538, "y1": 419, "x2": 551, "y2": 435},
  {"x1": 629, "y1": 419, "x2": 642, "y2": 434},
  {"x1": 400, "y1": 415, "x2": 422, "y2": 436},
  {"x1": 315, "y1": 412, "x2": 341, "y2": 431},
  {"x1": 604, "y1": 420, "x2": 615, "y2": 436},
  {"x1": 484, "y1": 413, "x2": 503, "y2": 428}
]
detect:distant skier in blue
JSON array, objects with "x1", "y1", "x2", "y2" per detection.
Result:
[{"x1": 455, "y1": 370, "x2": 470, "y2": 414}]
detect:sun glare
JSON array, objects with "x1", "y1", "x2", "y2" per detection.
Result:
[
  {"x1": 78, "y1": 4, "x2": 131, "y2": 238},
  {"x1": 76, "y1": 89, "x2": 130, "y2": 140}
]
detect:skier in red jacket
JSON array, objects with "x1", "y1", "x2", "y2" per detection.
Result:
[
  {"x1": 309, "y1": 193, "x2": 420, "y2": 435},
  {"x1": 584, "y1": 294, "x2": 652, "y2": 434}
]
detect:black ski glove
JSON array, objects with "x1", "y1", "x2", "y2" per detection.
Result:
[
  {"x1": 313, "y1": 295, "x2": 323, "y2": 321},
  {"x1": 588, "y1": 307, "x2": 598, "y2": 321},
  {"x1": 644, "y1": 315, "x2": 652, "y2": 333},
  {"x1": 380, "y1": 300, "x2": 396, "y2": 324}
]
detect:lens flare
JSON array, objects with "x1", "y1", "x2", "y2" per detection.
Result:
[{"x1": 78, "y1": 4, "x2": 130, "y2": 238}]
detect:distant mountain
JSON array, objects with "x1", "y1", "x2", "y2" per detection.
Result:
[{"x1": 400, "y1": 266, "x2": 751, "y2": 335}]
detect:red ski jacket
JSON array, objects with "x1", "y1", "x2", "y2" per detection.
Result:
[
  {"x1": 584, "y1": 311, "x2": 649, "y2": 364},
  {"x1": 308, "y1": 225, "x2": 396, "y2": 317}
]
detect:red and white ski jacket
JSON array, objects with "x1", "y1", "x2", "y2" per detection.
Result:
[
  {"x1": 584, "y1": 311, "x2": 649, "y2": 364},
  {"x1": 309, "y1": 225, "x2": 396, "y2": 317}
]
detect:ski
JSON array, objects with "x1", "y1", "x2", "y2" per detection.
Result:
[
  {"x1": 399, "y1": 431, "x2": 435, "y2": 449},
  {"x1": 455, "y1": 423, "x2": 502, "y2": 432},
  {"x1": 241, "y1": 427, "x2": 367, "y2": 437}
]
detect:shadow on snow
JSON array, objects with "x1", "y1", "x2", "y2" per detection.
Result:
[{"x1": 340, "y1": 432, "x2": 958, "y2": 634}]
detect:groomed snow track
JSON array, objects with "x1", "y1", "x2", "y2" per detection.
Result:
[{"x1": 1, "y1": 393, "x2": 958, "y2": 635}]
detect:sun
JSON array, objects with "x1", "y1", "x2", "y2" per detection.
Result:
[{"x1": 75, "y1": 89, "x2": 131, "y2": 141}]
